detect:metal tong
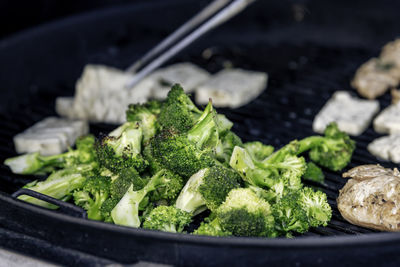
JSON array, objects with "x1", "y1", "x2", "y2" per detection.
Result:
[{"x1": 125, "y1": 0, "x2": 256, "y2": 89}]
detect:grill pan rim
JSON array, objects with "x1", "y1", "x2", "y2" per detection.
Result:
[
  {"x1": 1, "y1": 0, "x2": 399, "y2": 248},
  {"x1": 2, "y1": 192, "x2": 400, "y2": 247}
]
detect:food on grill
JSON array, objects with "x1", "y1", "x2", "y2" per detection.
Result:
[
  {"x1": 303, "y1": 162, "x2": 325, "y2": 183},
  {"x1": 373, "y1": 102, "x2": 400, "y2": 134},
  {"x1": 195, "y1": 69, "x2": 268, "y2": 108},
  {"x1": 391, "y1": 88, "x2": 400, "y2": 104},
  {"x1": 4, "y1": 85, "x2": 357, "y2": 237},
  {"x1": 312, "y1": 91, "x2": 379, "y2": 136},
  {"x1": 150, "y1": 62, "x2": 210, "y2": 100},
  {"x1": 367, "y1": 134, "x2": 400, "y2": 163},
  {"x1": 12, "y1": 117, "x2": 89, "y2": 156},
  {"x1": 338, "y1": 164, "x2": 400, "y2": 231},
  {"x1": 56, "y1": 64, "x2": 155, "y2": 124},
  {"x1": 351, "y1": 39, "x2": 400, "y2": 99}
]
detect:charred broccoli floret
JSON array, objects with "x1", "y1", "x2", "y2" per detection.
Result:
[{"x1": 96, "y1": 122, "x2": 147, "y2": 172}]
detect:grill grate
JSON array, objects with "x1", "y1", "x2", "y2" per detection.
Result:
[{"x1": 0, "y1": 43, "x2": 393, "y2": 237}]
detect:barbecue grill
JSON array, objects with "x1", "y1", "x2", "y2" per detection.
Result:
[{"x1": 1, "y1": 0, "x2": 400, "y2": 266}]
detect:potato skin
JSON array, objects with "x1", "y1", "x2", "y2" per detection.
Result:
[{"x1": 338, "y1": 165, "x2": 400, "y2": 231}]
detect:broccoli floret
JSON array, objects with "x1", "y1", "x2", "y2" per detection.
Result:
[
  {"x1": 297, "y1": 123, "x2": 355, "y2": 171},
  {"x1": 215, "y1": 131, "x2": 243, "y2": 164},
  {"x1": 230, "y1": 146, "x2": 305, "y2": 197},
  {"x1": 193, "y1": 218, "x2": 232, "y2": 237},
  {"x1": 17, "y1": 163, "x2": 95, "y2": 209},
  {"x1": 4, "y1": 135, "x2": 97, "y2": 175},
  {"x1": 243, "y1": 141, "x2": 274, "y2": 162},
  {"x1": 272, "y1": 191, "x2": 310, "y2": 236},
  {"x1": 126, "y1": 101, "x2": 161, "y2": 144},
  {"x1": 149, "y1": 170, "x2": 184, "y2": 202},
  {"x1": 298, "y1": 187, "x2": 332, "y2": 227},
  {"x1": 142, "y1": 206, "x2": 192, "y2": 233},
  {"x1": 96, "y1": 122, "x2": 147, "y2": 172},
  {"x1": 73, "y1": 174, "x2": 111, "y2": 220},
  {"x1": 109, "y1": 167, "x2": 148, "y2": 200},
  {"x1": 151, "y1": 103, "x2": 219, "y2": 177},
  {"x1": 111, "y1": 169, "x2": 179, "y2": 227},
  {"x1": 175, "y1": 166, "x2": 241, "y2": 215},
  {"x1": 303, "y1": 162, "x2": 325, "y2": 183},
  {"x1": 100, "y1": 197, "x2": 119, "y2": 223},
  {"x1": 216, "y1": 188, "x2": 276, "y2": 237},
  {"x1": 158, "y1": 84, "x2": 202, "y2": 132}
]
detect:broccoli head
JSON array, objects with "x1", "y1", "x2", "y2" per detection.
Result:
[
  {"x1": 142, "y1": 205, "x2": 192, "y2": 233},
  {"x1": 243, "y1": 141, "x2": 274, "y2": 162},
  {"x1": 193, "y1": 218, "x2": 232, "y2": 237},
  {"x1": 215, "y1": 131, "x2": 243, "y2": 164},
  {"x1": 272, "y1": 191, "x2": 310, "y2": 236},
  {"x1": 297, "y1": 122, "x2": 355, "y2": 171},
  {"x1": 158, "y1": 84, "x2": 202, "y2": 132},
  {"x1": 73, "y1": 174, "x2": 111, "y2": 220},
  {"x1": 175, "y1": 166, "x2": 241, "y2": 215},
  {"x1": 303, "y1": 162, "x2": 325, "y2": 183},
  {"x1": 217, "y1": 188, "x2": 276, "y2": 237},
  {"x1": 111, "y1": 169, "x2": 181, "y2": 227},
  {"x1": 126, "y1": 101, "x2": 161, "y2": 144},
  {"x1": 298, "y1": 187, "x2": 332, "y2": 227},
  {"x1": 96, "y1": 122, "x2": 147, "y2": 172},
  {"x1": 109, "y1": 167, "x2": 149, "y2": 200},
  {"x1": 100, "y1": 197, "x2": 119, "y2": 223}
]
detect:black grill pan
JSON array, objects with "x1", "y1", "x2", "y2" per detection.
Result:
[{"x1": 1, "y1": 0, "x2": 400, "y2": 266}]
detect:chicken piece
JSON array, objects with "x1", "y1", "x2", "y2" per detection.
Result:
[
  {"x1": 391, "y1": 88, "x2": 400, "y2": 104},
  {"x1": 351, "y1": 58, "x2": 400, "y2": 99},
  {"x1": 380, "y1": 39, "x2": 400, "y2": 67},
  {"x1": 337, "y1": 164, "x2": 400, "y2": 231}
]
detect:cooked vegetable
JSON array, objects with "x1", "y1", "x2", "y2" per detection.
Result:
[
  {"x1": 5, "y1": 84, "x2": 352, "y2": 238},
  {"x1": 142, "y1": 205, "x2": 192, "y2": 233}
]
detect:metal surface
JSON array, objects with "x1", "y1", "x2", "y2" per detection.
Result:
[
  {"x1": 125, "y1": 0, "x2": 256, "y2": 89},
  {"x1": 1, "y1": 0, "x2": 400, "y2": 265}
]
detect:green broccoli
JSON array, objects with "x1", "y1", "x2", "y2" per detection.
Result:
[
  {"x1": 215, "y1": 131, "x2": 243, "y2": 164},
  {"x1": 298, "y1": 187, "x2": 332, "y2": 227},
  {"x1": 109, "y1": 167, "x2": 148, "y2": 200},
  {"x1": 111, "y1": 169, "x2": 182, "y2": 227},
  {"x1": 158, "y1": 84, "x2": 202, "y2": 132},
  {"x1": 151, "y1": 102, "x2": 218, "y2": 177},
  {"x1": 230, "y1": 146, "x2": 305, "y2": 196},
  {"x1": 17, "y1": 163, "x2": 96, "y2": 209},
  {"x1": 149, "y1": 170, "x2": 183, "y2": 202},
  {"x1": 100, "y1": 197, "x2": 119, "y2": 223},
  {"x1": 272, "y1": 191, "x2": 310, "y2": 236},
  {"x1": 73, "y1": 174, "x2": 111, "y2": 221},
  {"x1": 175, "y1": 166, "x2": 241, "y2": 215},
  {"x1": 303, "y1": 162, "x2": 325, "y2": 183},
  {"x1": 297, "y1": 122, "x2": 355, "y2": 171},
  {"x1": 142, "y1": 205, "x2": 192, "y2": 233},
  {"x1": 126, "y1": 101, "x2": 161, "y2": 144},
  {"x1": 95, "y1": 122, "x2": 147, "y2": 172},
  {"x1": 243, "y1": 141, "x2": 274, "y2": 162},
  {"x1": 193, "y1": 218, "x2": 232, "y2": 237},
  {"x1": 4, "y1": 135, "x2": 96, "y2": 175},
  {"x1": 216, "y1": 188, "x2": 276, "y2": 237}
]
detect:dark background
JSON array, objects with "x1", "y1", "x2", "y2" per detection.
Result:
[{"x1": 0, "y1": 0, "x2": 173, "y2": 39}]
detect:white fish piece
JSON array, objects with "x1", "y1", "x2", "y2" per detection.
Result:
[
  {"x1": 373, "y1": 102, "x2": 400, "y2": 134},
  {"x1": 13, "y1": 117, "x2": 89, "y2": 155},
  {"x1": 313, "y1": 91, "x2": 380, "y2": 136},
  {"x1": 195, "y1": 69, "x2": 268, "y2": 108},
  {"x1": 64, "y1": 64, "x2": 154, "y2": 124},
  {"x1": 150, "y1": 63, "x2": 211, "y2": 100},
  {"x1": 367, "y1": 134, "x2": 400, "y2": 163}
]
